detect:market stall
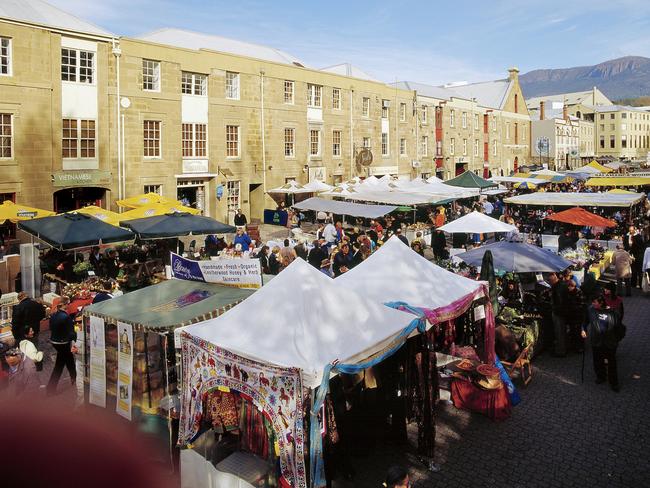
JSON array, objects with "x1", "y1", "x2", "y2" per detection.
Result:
[
  {"x1": 438, "y1": 211, "x2": 517, "y2": 235},
  {"x1": 504, "y1": 191, "x2": 645, "y2": 208},
  {"x1": 291, "y1": 197, "x2": 396, "y2": 218},
  {"x1": 82, "y1": 279, "x2": 255, "y2": 467},
  {"x1": 177, "y1": 259, "x2": 417, "y2": 488}
]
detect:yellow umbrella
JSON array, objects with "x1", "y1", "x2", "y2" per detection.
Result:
[
  {"x1": 118, "y1": 202, "x2": 200, "y2": 221},
  {"x1": 70, "y1": 206, "x2": 122, "y2": 225},
  {"x1": 607, "y1": 188, "x2": 637, "y2": 194},
  {"x1": 0, "y1": 200, "x2": 55, "y2": 224},
  {"x1": 588, "y1": 160, "x2": 614, "y2": 173},
  {"x1": 116, "y1": 192, "x2": 182, "y2": 209}
]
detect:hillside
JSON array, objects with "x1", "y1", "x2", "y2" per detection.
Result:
[{"x1": 520, "y1": 56, "x2": 650, "y2": 100}]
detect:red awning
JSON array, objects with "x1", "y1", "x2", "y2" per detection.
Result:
[{"x1": 545, "y1": 207, "x2": 616, "y2": 227}]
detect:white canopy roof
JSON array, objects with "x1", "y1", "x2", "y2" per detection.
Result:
[
  {"x1": 426, "y1": 175, "x2": 444, "y2": 183},
  {"x1": 302, "y1": 180, "x2": 333, "y2": 192},
  {"x1": 337, "y1": 236, "x2": 483, "y2": 310},
  {"x1": 438, "y1": 211, "x2": 517, "y2": 234},
  {"x1": 504, "y1": 191, "x2": 645, "y2": 208},
  {"x1": 292, "y1": 197, "x2": 396, "y2": 218},
  {"x1": 267, "y1": 180, "x2": 312, "y2": 194},
  {"x1": 531, "y1": 169, "x2": 564, "y2": 176},
  {"x1": 180, "y1": 259, "x2": 415, "y2": 387},
  {"x1": 491, "y1": 176, "x2": 548, "y2": 185},
  {"x1": 570, "y1": 165, "x2": 601, "y2": 175}
]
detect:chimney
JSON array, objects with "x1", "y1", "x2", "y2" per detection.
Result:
[
  {"x1": 563, "y1": 102, "x2": 568, "y2": 121},
  {"x1": 508, "y1": 67, "x2": 519, "y2": 81},
  {"x1": 540, "y1": 101, "x2": 545, "y2": 120}
]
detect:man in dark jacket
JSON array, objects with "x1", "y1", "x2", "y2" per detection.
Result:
[
  {"x1": 307, "y1": 240, "x2": 327, "y2": 269},
  {"x1": 395, "y1": 228, "x2": 409, "y2": 247},
  {"x1": 11, "y1": 292, "x2": 46, "y2": 345},
  {"x1": 47, "y1": 297, "x2": 77, "y2": 395},
  {"x1": 549, "y1": 272, "x2": 569, "y2": 357},
  {"x1": 233, "y1": 209, "x2": 247, "y2": 227},
  {"x1": 333, "y1": 243, "x2": 353, "y2": 276},
  {"x1": 582, "y1": 296, "x2": 623, "y2": 391},
  {"x1": 558, "y1": 229, "x2": 578, "y2": 253},
  {"x1": 623, "y1": 225, "x2": 645, "y2": 288}
]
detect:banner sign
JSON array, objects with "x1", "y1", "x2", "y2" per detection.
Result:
[
  {"x1": 89, "y1": 316, "x2": 106, "y2": 408},
  {"x1": 116, "y1": 322, "x2": 134, "y2": 421},
  {"x1": 170, "y1": 252, "x2": 262, "y2": 289}
]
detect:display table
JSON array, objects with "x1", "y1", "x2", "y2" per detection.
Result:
[
  {"x1": 181, "y1": 449, "x2": 272, "y2": 488},
  {"x1": 588, "y1": 250, "x2": 613, "y2": 280},
  {"x1": 52, "y1": 295, "x2": 94, "y2": 315},
  {"x1": 451, "y1": 377, "x2": 512, "y2": 421}
]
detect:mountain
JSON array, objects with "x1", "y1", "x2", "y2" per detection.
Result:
[{"x1": 520, "y1": 56, "x2": 650, "y2": 100}]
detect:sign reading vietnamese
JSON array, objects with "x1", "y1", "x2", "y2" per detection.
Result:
[
  {"x1": 52, "y1": 170, "x2": 112, "y2": 187},
  {"x1": 182, "y1": 159, "x2": 209, "y2": 174},
  {"x1": 171, "y1": 252, "x2": 262, "y2": 288}
]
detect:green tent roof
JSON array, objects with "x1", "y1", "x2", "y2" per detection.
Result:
[
  {"x1": 84, "y1": 279, "x2": 255, "y2": 331},
  {"x1": 445, "y1": 171, "x2": 497, "y2": 189}
]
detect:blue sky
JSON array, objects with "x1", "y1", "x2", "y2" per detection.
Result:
[{"x1": 52, "y1": 0, "x2": 650, "y2": 84}]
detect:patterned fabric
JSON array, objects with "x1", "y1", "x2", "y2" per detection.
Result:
[
  {"x1": 206, "y1": 390, "x2": 239, "y2": 432},
  {"x1": 178, "y1": 333, "x2": 306, "y2": 488}
]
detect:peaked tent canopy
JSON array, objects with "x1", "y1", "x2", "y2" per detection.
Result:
[
  {"x1": 456, "y1": 241, "x2": 572, "y2": 273},
  {"x1": 545, "y1": 207, "x2": 616, "y2": 227},
  {"x1": 570, "y1": 164, "x2": 601, "y2": 175},
  {"x1": 438, "y1": 211, "x2": 517, "y2": 234},
  {"x1": 17, "y1": 213, "x2": 134, "y2": 250},
  {"x1": 118, "y1": 202, "x2": 200, "y2": 221},
  {"x1": 0, "y1": 200, "x2": 55, "y2": 224},
  {"x1": 604, "y1": 161, "x2": 627, "y2": 171},
  {"x1": 267, "y1": 180, "x2": 312, "y2": 194},
  {"x1": 71, "y1": 205, "x2": 121, "y2": 225},
  {"x1": 302, "y1": 180, "x2": 333, "y2": 193},
  {"x1": 116, "y1": 192, "x2": 183, "y2": 208},
  {"x1": 587, "y1": 160, "x2": 614, "y2": 173},
  {"x1": 181, "y1": 258, "x2": 416, "y2": 387},
  {"x1": 291, "y1": 197, "x2": 396, "y2": 219},
  {"x1": 120, "y1": 212, "x2": 235, "y2": 239},
  {"x1": 531, "y1": 169, "x2": 564, "y2": 177},
  {"x1": 337, "y1": 236, "x2": 483, "y2": 311},
  {"x1": 445, "y1": 171, "x2": 497, "y2": 189}
]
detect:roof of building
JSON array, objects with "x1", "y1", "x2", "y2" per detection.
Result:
[
  {"x1": 391, "y1": 78, "x2": 512, "y2": 110},
  {"x1": 136, "y1": 28, "x2": 306, "y2": 66},
  {"x1": 0, "y1": 0, "x2": 113, "y2": 37},
  {"x1": 529, "y1": 107, "x2": 580, "y2": 121},
  {"x1": 320, "y1": 63, "x2": 378, "y2": 81},
  {"x1": 526, "y1": 87, "x2": 612, "y2": 109},
  {"x1": 593, "y1": 104, "x2": 650, "y2": 113}
]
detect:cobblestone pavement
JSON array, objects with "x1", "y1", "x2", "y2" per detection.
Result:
[{"x1": 333, "y1": 290, "x2": 650, "y2": 488}]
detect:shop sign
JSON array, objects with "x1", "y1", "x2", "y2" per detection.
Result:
[
  {"x1": 52, "y1": 170, "x2": 112, "y2": 187},
  {"x1": 182, "y1": 159, "x2": 209, "y2": 173},
  {"x1": 308, "y1": 166, "x2": 326, "y2": 182},
  {"x1": 369, "y1": 165, "x2": 398, "y2": 175}
]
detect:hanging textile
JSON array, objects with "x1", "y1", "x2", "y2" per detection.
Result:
[
  {"x1": 178, "y1": 333, "x2": 306, "y2": 488},
  {"x1": 206, "y1": 390, "x2": 240, "y2": 433}
]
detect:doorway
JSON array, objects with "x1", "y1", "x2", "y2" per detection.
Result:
[
  {"x1": 177, "y1": 179, "x2": 208, "y2": 216},
  {"x1": 53, "y1": 187, "x2": 106, "y2": 213},
  {"x1": 249, "y1": 183, "x2": 263, "y2": 222}
]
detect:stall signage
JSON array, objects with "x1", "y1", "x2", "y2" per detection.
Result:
[
  {"x1": 52, "y1": 170, "x2": 112, "y2": 187},
  {"x1": 182, "y1": 159, "x2": 209, "y2": 174},
  {"x1": 89, "y1": 316, "x2": 106, "y2": 408},
  {"x1": 116, "y1": 322, "x2": 134, "y2": 421},
  {"x1": 171, "y1": 252, "x2": 262, "y2": 288}
]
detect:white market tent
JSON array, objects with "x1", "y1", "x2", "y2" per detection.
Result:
[
  {"x1": 438, "y1": 211, "x2": 517, "y2": 234},
  {"x1": 337, "y1": 236, "x2": 483, "y2": 311},
  {"x1": 569, "y1": 165, "x2": 601, "y2": 175},
  {"x1": 604, "y1": 161, "x2": 628, "y2": 171},
  {"x1": 302, "y1": 179, "x2": 333, "y2": 192},
  {"x1": 491, "y1": 176, "x2": 549, "y2": 185},
  {"x1": 426, "y1": 175, "x2": 444, "y2": 183},
  {"x1": 504, "y1": 191, "x2": 645, "y2": 207},
  {"x1": 530, "y1": 169, "x2": 564, "y2": 177},
  {"x1": 267, "y1": 180, "x2": 312, "y2": 194},
  {"x1": 292, "y1": 197, "x2": 396, "y2": 219},
  {"x1": 180, "y1": 258, "x2": 415, "y2": 387}
]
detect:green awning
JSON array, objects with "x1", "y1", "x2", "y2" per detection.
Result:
[
  {"x1": 445, "y1": 171, "x2": 497, "y2": 189},
  {"x1": 84, "y1": 279, "x2": 255, "y2": 331}
]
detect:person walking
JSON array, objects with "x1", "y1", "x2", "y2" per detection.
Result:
[
  {"x1": 612, "y1": 244, "x2": 634, "y2": 296},
  {"x1": 548, "y1": 272, "x2": 569, "y2": 357},
  {"x1": 46, "y1": 297, "x2": 77, "y2": 395},
  {"x1": 582, "y1": 295, "x2": 625, "y2": 392},
  {"x1": 624, "y1": 225, "x2": 645, "y2": 289},
  {"x1": 11, "y1": 292, "x2": 46, "y2": 346}
]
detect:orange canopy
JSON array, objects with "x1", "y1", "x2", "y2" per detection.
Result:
[{"x1": 545, "y1": 207, "x2": 616, "y2": 227}]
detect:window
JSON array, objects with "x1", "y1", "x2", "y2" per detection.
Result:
[
  {"x1": 181, "y1": 72, "x2": 207, "y2": 96},
  {"x1": 621, "y1": 135, "x2": 627, "y2": 148},
  {"x1": 225, "y1": 72, "x2": 240, "y2": 99},
  {"x1": 284, "y1": 128, "x2": 295, "y2": 157},
  {"x1": 610, "y1": 114, "x2": 615, "y2": 119},
  {"x1": 450, "y1": 138, "x2": 455, "y2": 155},
  {"x1": 142, "y1": 59, "x2": 160, "y2": 91},
  {"x1": 514, "y1": 93, "x2": 518, "y2": 113},
  {"x1": 400, "y1": 138, "x2": 406, "y2": 156},
  {"x1": 599, "y1": 135, "x2": 605, "y2": 149},
  {"x1": 599, "y1": 114, "x2": 604, "y2": 120},
  {"x1": 307, "y1": 84, "x2": 322, "y2": 107},
  {"x1": 450, "y1": 110, "x2": 455, "y2": 127},
  {"x1": 421, "y1": 136, "x2": 428, "y2": 157},
  {"x1": 362, "y1": 97, "x2": 370, "y2": 117},
  {"x1": 284, "y1": 80, "x2": 294, "y2": 104},
  {"x1": 381, "y1": 133, "x2": 389, "y2": 156},
  {"x1": 0, "y1": 37, "x2": 11, "y2": 75},
  {"x1": 422, "y1": 105, "x2": 428, "y2": 123},
  {"x1": 492, "y1": 116, "x2": 497, "y2": 132},
  {"x1": 436, "y1": 140, "x2": 442, "y2": 157},
  {"x1": 610, "y1": 135, "x2": 615, "y2": 149},
  {"x1": 332, "y1": 130, "x2": 341, "y2": 156},
  {"x1": 62, "y1": 119, "x2": 96, "y2": 158},
  {"x1": 382, "y1": 100, "x2": 389, "y2": 119},
  {"x1": 310, "y1": 129, "x2": 321, "y2": 156},
  {"x1": 600, "y1": 124, "x2": 605, "y2": 131},
  {"x1": 144, "y1": 184, "x2": 162, "y2": 195},
  {"x1": 474, "y1": 114, "x2": 479, "y2": 130},
  {"x1": 61, "y1": 48, "x2": 95, "y2": 84},
  {"x1": 400, "y1": 103, "x2": 406, "y2": 121},
  {"x1": 621, "y1": 113, "x2": 627, "y2": 119},
  {"x1": 492, "y1": 140, "x2": 497, "y2": 156},
  {"x1": 362, "y1": 137, "x2": 370, "y2": 148},
  {"x1": 505, "y1": 122, "x2": 510, "y2": 140},
  {"x1": 227, "y1": 180, "x2": 240, "y2": 215},
  {"x1": 474, "y1": 139, "x2": 479, "y2": 157},
  {"x1": 226, "y1": 125, "x2": 240, "y2": 157},
  {"x1": 332, "y1": 88, "x2": 341, "y2": 110},
  {"x1": 143, "y1": 120, "x2": 161, "y2": 157},
  {"x1": 462, "y1": 112, "x2": 467, "y2": 128},
  {"x1": 621, "y1": 123, "x2": 627, "y2": 131},
  {"x1": 462, "y1": 138, "x2": 467, "y2": 156},
  {"x1": 0, "y1": 113, "x2": 12, "y2": 157},
  {"x1": 182, "y1": 123, "x2": 207, "y2": 157},
  {"x1": 514, "y1": 122, "x2": 519, "y2": 144}
]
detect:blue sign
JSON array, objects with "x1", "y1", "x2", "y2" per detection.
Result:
[
  {"x1": 263, "y1": 209, "x2": 288, "y2": 226},
  {"x1": 216, "y1": 184, "x2": 224, "y2": 200},
  {"x1": 171, "y1": 252, "x2": 206, "y2": 282}
]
